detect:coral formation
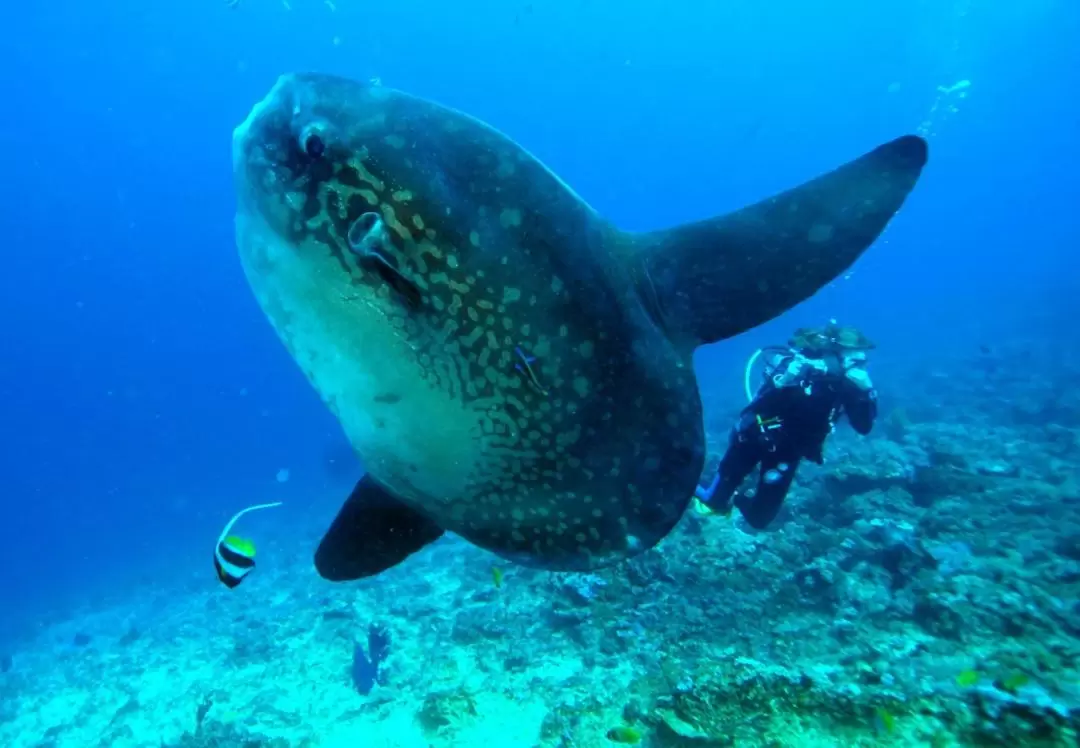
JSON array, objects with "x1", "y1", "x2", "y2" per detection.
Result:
[{"x1": 1, "y1": 348, "x2": 1079, "y2": 746}]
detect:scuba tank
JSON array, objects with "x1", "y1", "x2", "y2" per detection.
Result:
[{"x1": 743, "y1": 346, "x2": 789, "y2": 401}]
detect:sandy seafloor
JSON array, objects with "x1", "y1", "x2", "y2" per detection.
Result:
[{"x1": 3, "y1": 347, "x2": 1080, "y2": 748}]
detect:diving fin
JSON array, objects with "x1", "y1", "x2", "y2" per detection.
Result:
[
  {"x1": 314, "y1": 475, "x2": 444, "y2": 581},
  {"x1": 635, "y1": 135, "x2": 928, "y2": 348}
]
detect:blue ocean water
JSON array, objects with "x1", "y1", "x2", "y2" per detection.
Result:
[{"x1": 1, "y1": 1, "x2": 1078, "y2": 745}]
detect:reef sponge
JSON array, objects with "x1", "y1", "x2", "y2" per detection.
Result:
[
  {"x1": 961, "y1": 682, "x2": 1080, "y2": 746},
  {"x1": 657, "y1": 656, "x2": 918, "y2": 745}
]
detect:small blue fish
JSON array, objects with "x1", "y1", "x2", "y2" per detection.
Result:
[
  {"x1": 514, "y1": 346, "x2": 548, "y2": 396},
  {"x1": 514, "y1": 346, "x2": 535, "y2": 368}
]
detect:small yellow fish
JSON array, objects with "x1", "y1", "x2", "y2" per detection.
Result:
[
  {"x1": 874, "y1": 707, "x2": 895, "y2": 734},
  {"x1": 956, "y1": 670, "x2": 981, "y2": 687},
  {"x1": 605, "y1": 726, "x2": 641, "y2": 744},
  {"x1": 999, "y1": 672, "x2": 1030, "y2": 693},
  {"x1": 692, "y1": 497, "x2": 732, "y2": 518},
  {"x1": 492, "y1": 566, "x2": 504, "y2": 589}
]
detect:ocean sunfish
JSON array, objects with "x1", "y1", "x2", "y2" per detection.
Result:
[{"x1": 231, "y1": 73, "x2": 927, "y2": 580}]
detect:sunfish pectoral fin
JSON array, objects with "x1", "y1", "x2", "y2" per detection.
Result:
[
  {"x1": 314, "y1": 475, "x2": 444, "y2": 582},
  {"x1": 634, "y1": 134, "x2": 928, "y2": 348}
]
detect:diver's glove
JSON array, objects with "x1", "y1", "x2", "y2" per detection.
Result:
[
  {"x1": 772, "y1": 353, "x2": 828, "y2": 388},
  {"x1": 845, "y1": 366, "x2": 874, "y2": 391}
]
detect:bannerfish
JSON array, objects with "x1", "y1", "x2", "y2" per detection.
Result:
[
  {"x1": 213, "y1": 501, "x2": 282, "y2": 588},
  {"x1": 231, "y1": 73, "x2": 927, "y2": 581}
]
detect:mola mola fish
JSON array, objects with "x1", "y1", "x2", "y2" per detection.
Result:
[{"x1": 231, "y1": 73, "x2": 927, "y2": 581}]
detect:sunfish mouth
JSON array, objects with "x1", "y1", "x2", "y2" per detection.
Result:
[
  {"x1": 232, "y1": 75, "x2": 422, "y2": 310},
  {"x1": 231, "y1": 74, "x2": 292, "y2": 180}
]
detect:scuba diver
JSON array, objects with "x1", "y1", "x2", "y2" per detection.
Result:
[{"x1": 695, "y1": 321, "x2": 877, "y2": 529}]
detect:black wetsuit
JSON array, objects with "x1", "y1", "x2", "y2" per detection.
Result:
[{"x1": 710, "y1": 355, "x2": 877, "y2": 529}]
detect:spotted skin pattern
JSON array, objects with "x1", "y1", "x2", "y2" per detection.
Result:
[{"x1": 233, "y1": 74, "x2": 704, "y2": 570}]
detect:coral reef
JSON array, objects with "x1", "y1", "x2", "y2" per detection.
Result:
[{"x1": 1, "y1": 347, "x2": 1079, "y2": 746}]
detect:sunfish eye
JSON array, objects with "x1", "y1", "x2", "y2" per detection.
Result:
[
  {"x1": 300, "y1": 124, "x2": 326, "y2": 159},
  {"x1": 304, "y1": 132, "x2": 325, "y2": 158}
]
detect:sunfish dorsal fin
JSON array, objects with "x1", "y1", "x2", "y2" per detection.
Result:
[{"x1": 631, "y1": 135, "x2": 928, "y2": 349}]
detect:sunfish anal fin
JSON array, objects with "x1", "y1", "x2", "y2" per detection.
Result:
[{"x1": 314, "y1": 475, "x2": 444, "y2": 581}]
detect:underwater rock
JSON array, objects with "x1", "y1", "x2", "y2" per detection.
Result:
[
  {"x1": 911, "y1": 463, "x2": 999, "y2": 505},
  {"x1": 451, "y1": 608, "x2": 508, "y2": 645},
  {"x1": 622, "y1": 697, "x2": 649, "y2": 724},
  {"x1": 973, "y1": 459, "x2": 1019, "y2": 477},
  {"x1": 656, "y1": 708, "x2": 725, "y2": 745},
  {"x1": 502, "y1": 654, "x2": 530, "y2": 672},
  {"x1": 883, "y1": 407, "x2": 914, "y2": 442},
  {"x1": 912, "y1": 593, "x2": 965, "y2": 640},
  {"x1": 857, "y1": 518, "x2": 938, "y2": 589},
  {"x1": 1044, "y1": 424, "x2": 1078, "y2": 457},
  {"x1": 417, "y1": 687, "x2": 478, "y2": 736},
  {"x1": 163, "y1": 721, "x2": 290, "y2": 748},
  {"x1": 791, "y1": 563, "x2": 839, "y2": 610},
  {"x1": 626, "y1": 552, "x2": 675, "y2": 587},
  {"x1": 229, "y1": 635, "x2": 274, "y2": 667},
  {"x1": 658, "y1": 656, "x2": 881, "y2": 745},
  {"x1": 1048, "y1": 560, "x2": 1080, "y2": 584},
  {"x1": 964, "y1": 681, "x2": 1080, "y2": 745},
  {"x1": 195, "y1": 695, "x2": 213, "y2": 732},
  {"x1": 1053, "y1": 533, "x2": 1080, "y2": 561},
  {"x1": 469, "y1": 586, "x2": 499, "y2": 604},
  {"x1": 320, "y1": 609, "x2": 354, "y2": 623},
  {"x1": 545, "y1": 607, "x2": 590, "y2": 631},
  {"x1": 927, "y1": 540, "x2": 973, "y2": 577},
  {"x1": 12, "y1": 343, "x2": 1080, "y2": 748},
  {"x1": 830, "y1": 618, "x2": 858, "y2": 642},
  {"x1": 540, "y1": 702, "x2": 583, "y2": 745},
  {"x1": 601, "y1": 621, "x2": 649, "y2": 657},
  {"x1": 823, "y1": 439, "x2": 919, "y2": 500},
  {"x1": 561, "y1": 573, "x2": 607, "y2": 605}
]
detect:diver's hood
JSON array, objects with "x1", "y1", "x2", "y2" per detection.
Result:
[{"x1": 788, "y1": 323, "x2": 875, "y2": 356}]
